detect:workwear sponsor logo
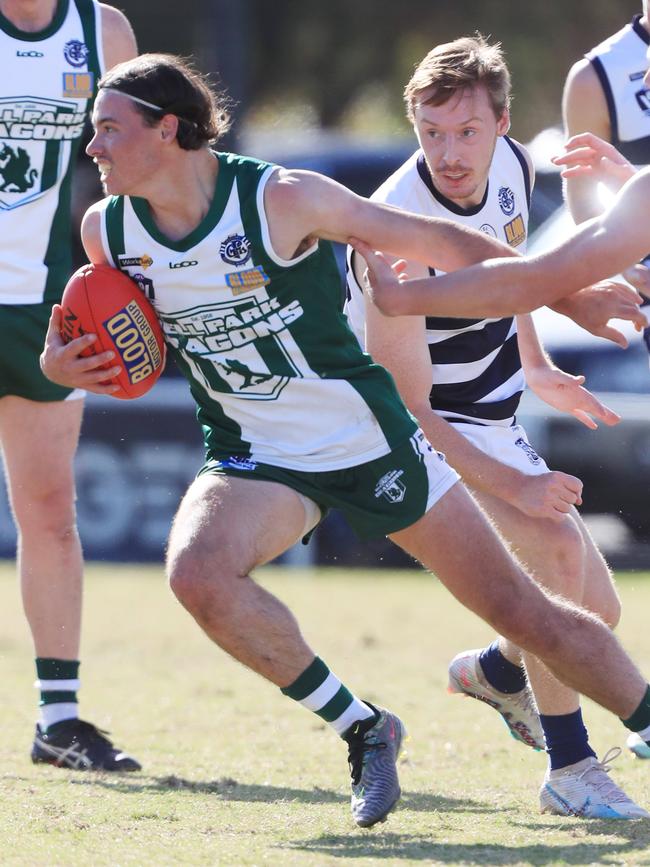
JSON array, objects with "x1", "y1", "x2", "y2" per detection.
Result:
[
  {"x1": 503, "y1": 214, "x2": 526, "y2": 247},
  {"x1": 119, "y1": 254, "x2": 153, "y2": 269}
]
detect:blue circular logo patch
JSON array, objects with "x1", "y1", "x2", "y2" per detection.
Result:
[
  {"x1": 64, "y1": 40, "x2": 89, "y2": 68},
  {"x1": 498, "y1": 186, "x2": 515, "y2": 216},
  {"x1": 220, "y1": 233, "x2": 251, "y2": 266}
]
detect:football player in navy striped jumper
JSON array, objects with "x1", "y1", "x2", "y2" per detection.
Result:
[
  {"x1": 346, "y1": 35, "x2": 646, "y2": 818},
  {"x1": 563, "y1": 4, "x2": 650, "y2": 358},
  {"x1": 40, "y1": 54, "x2": 650, "y2": 826},
  {"x1": 0, "y1": 0, "x2": 139, "y2": 772}
]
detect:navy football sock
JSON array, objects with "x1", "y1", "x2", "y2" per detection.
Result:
[
  {"x1": 540, "y1": 708, "x2": 596, "y2": 770},
  {"x1": 478, "y1": 641, "x2": 527, "y2": 694}
]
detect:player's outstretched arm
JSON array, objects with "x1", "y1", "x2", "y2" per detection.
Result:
[
  {"x1": 354, "y1": 170, "x2": 650, "y2": 319},
  {"x1": 264, "y1": 169, "x2": 521, "y2": 274}
]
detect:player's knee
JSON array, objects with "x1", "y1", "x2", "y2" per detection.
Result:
[
  {"x1": 541, "y1": 517, "x2": 586, "y2": 598},
  {"x1": 167, "y1": 547, "x2": 208, "y2": 609},
  {"x1": 581, "y1": 553, "x2": 621, "y2": 628},
  {"x1": 12, "y1": 483, "x2": 76, "y2": 541},
  {"x1": 166, "y1": 541, "x2": 236, "y2": 618}
]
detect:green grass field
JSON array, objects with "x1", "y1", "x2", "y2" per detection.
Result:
[{"x1": 1, "y1": 563, "x2": 650, "y2": 866}]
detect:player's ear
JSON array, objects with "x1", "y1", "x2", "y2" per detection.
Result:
[
  {"x1": 159, "y1": 113, "x2": 179, "y2": 143},
  {"x1": 496, "y1": 106, "x2": 511, "y2": 137}
]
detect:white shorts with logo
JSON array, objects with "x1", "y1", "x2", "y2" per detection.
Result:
[{"x1": 452, "y1": 422, "x2": 550, "y2": 477}]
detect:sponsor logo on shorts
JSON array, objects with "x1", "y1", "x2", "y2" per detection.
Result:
[
  {"x1": 503, "y1": 214, "x2": 526, "y2": 247},
  {"x1": 64, "y1": 40, "x2": 88, "y2": 68},
  {"x1": 223, "y1": 456, "x2": 258, "y2": 471},
  {"x1": 220, "y1": 233, "x2": 251, "y2": 266},
  {"x1": 374, "y1": 469, "x2": 406, "y2": 504},
  {"x1": 119, "y1": 254, "x2": 153, "y2": 269},
  {"x1": 103, "y1": 299, "x2": 163, "y2": 384},
  {"x1": 498, "y1": 186, "x2": 515, "y2": 216},
  {"x1": 225, "y1": 265, "x2": 270, "y2": 295},
  {"x1": 62, "y1": 72, "x2": 93, "y2": 99},
  {"x1": 514, "y1": 436, "x2": 541, "y2": 465}
]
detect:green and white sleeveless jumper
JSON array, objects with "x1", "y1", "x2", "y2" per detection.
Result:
[
  {"x1": 0, "y1": 0, "x2": 104, "y2": 304},
  {"x1": 99, "y1": 153, "x2": 417, "y2": 471}
]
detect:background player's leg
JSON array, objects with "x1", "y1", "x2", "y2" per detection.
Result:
[
  {"x1": 389, "y1": 483, "x2": 647, "y2": 718},
  {"x1": 0, "y1": 396, "x2": 84, "y2": 661},
  {"x1": 473, "y1": 492, "x2": 617, "y2": 717},
  {"x1": 0, "y1": 394, "x2": 139, "y2": 771}
]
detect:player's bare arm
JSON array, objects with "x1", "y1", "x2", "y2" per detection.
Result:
[
  {"x1": 80, "y1": 205, "x2": 110, "y2": 266},
  {"x1": 562, "y1": 58, "x2": 612, "y2": 222},
  {"x1": 264, "y1": 168, "x2": 520, "y2": 271},
  {"x1": 355, "y1": 170, "x2": 650, "y2": 319},
  {"x1": 100, "y1": 3, "x2": 138, "y2": 69}
]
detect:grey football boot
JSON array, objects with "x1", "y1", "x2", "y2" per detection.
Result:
[{"x1": 343, "y1": 703, "x2": 406, "y2": 827}]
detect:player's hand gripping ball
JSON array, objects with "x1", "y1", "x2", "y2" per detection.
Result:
[{"x1": 60, "y1": 263, "x2": 166, "y2": 399}]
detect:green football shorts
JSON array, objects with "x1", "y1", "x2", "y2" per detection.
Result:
[
  {"x1": 0, "y1": 303, "x2": 78, "y2": 401},
  {"x1": 199, "y1": 428, "x2": 460, "y2": 540}
]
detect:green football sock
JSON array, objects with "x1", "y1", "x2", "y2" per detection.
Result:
[{"x1": 281, "y1": 656, "x2": 375, "y2": 736}]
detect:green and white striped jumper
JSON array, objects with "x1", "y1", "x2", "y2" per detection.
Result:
[{"x1": 99, "y1": 152, "x2": 417, "y2": 472}]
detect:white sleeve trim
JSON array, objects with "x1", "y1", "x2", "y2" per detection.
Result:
[{"x1": 254, "y1": 165, "x2": 319, "y2": 267}]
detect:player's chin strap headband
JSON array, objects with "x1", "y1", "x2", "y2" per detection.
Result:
[{"x1": 100, "y1": 87, "x2": 198, "y2": 128}]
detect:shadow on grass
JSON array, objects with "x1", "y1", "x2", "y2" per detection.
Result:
[
  {"x1": 65, "y1": 775, "x2": 494, "y2": 814},
  {"x1": 66, "y1": 773, "x2": 349, "y2": 804},
  {"x1": 284, "y1": 825, "x2": 650, "y2": 864}
]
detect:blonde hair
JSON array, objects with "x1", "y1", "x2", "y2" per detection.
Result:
[{"x1": 404, "y1": 34, "x2": 511, "y2": 123}]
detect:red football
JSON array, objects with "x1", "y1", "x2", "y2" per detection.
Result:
[{"x1": 60, "y1": 263, "x2": 166, "y2": 400}]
